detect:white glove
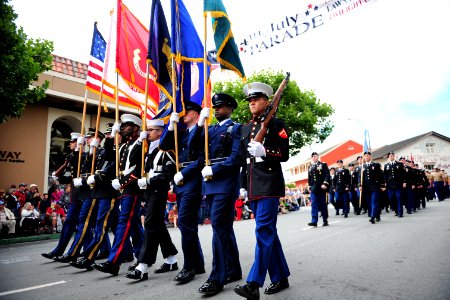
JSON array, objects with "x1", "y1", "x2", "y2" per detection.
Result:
[
  {"x1": 174, "y1": 172, "x2": 183, "y2": 185},
  {"x1": 87, "y1": 175, "x2": 96, "y2": 185},
  {"x1": 138, "y1": 131, "x2": 148, "y2": 143},
  {"x1": 77, "y1": 136, "x2": 85, "y2": 145},
  {"x1": 90, "y1": 138, "x2": 99, "y2": 148},
  {"x1": 248, "y1": 141, "x2": 266, "y2": 157},
  {"x1": 111, "y1": 122, "x2": 121, "y2": 136},
  {"x1": 73, "y1": 178, "x2": 83, "y2": 187},
  {"x1": 201, "y1": 166, "x2": 213, "y2": 178},
  {"x1": 111, "y1": 179, "x2": 121, "y2": 190},
  {"x1": 51, "y1": 171, "x2": 58, "y2": 181},
  {"x1": 137, "y1": 178, "x2": 147, "y2": 189},
  {"x1": 168, "y1": 113, "x2": 179, "y2": 131},
  {"x1": 198, "y1": 108, "x2": 210, "y2": 127},
  {"x1": 239, "y1": 188, "x2": 247, "y2": 198}
]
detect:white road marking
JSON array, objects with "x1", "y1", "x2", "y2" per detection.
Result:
[
  {"x1": 0, "y1": 257, "x2": 31, "y2": 264},
  {"x1": 289, "y1": 220, "x2": 342, "y2": 232},
  {"x1": 0, "y1": 281, "x2": 66, "y2": 297}
]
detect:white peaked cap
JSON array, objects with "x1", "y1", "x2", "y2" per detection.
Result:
[
  {"x1": 120, "y1": 114, "x2": 141, "y2": 126},
  {"x1": 70, "y1": 132, "x2": 81, "y2": 141},
  {"x1": 147, "y1": 119, "x2": 165, "y2": 128},
  {"x1": 243, "y1": 82, "x2": 273, "y2": 99}
]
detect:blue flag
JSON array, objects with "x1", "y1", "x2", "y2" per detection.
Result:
[
  {"x1": 171, "y1": 0, "x2": 210, "y2": 108},
  {"x1": 363, "y1": 129, "x2": 371, "y2": 153}
]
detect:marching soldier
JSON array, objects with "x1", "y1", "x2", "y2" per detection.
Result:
[
  {"x1": 334, "y1": 159, "x2": 350, "y2": 218},
  {"x1": 348, "y1": 163, "x2": 360, "y2": 215},
  {"x1": 432, "y1": 167, "x2": 445, "y2": 201},
  {"x1": 159, "y1": 101, "x2": 205, "y2": 283},
  {"x1": 383, "y1": 152, "x2": 406, "y2": 217},
  {"x1": 71, "y1": 123, "x2": 121, "y2": 270},
  {"x1": 329, "y1": 167, "x2": 337, "y2": 214},
  {"x1": 193, "y1": 94, "x2": 243, "y2": 296},
  {"x1": 125, "y1": 119, "x2": 179, "y2": 280},
  {"x1": 234, "y1": 82, "x2": 290, "y2": 299},
  {"x1": 42, "y1": 132, "x2": 86, "y2": 260},
  {"x1": 359, "y1": 151, "x2": 385, "y2": 224},
  {"x1": 308, "y1": 152, "x2": 331, "y2": 226},
  {"x1": 415, "y1": 164, "x2": 428, "y2": 209},
  {"x1": 355, "y1": 156, "x2": 367, "y2": 214},
  {"x1": 94, "y1": 114, "x2": 145, "y2": 276}
]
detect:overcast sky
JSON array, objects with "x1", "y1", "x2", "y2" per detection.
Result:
[{"x1": 10, "y1": 0, "x2": 450, "y2": 163}]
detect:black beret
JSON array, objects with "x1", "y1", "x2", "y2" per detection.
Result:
[
  {"x1": 311, "y1": 152, "x2": 318, "y2": 157},
  {"x1": 337, "y1": 159, "x2": 343, "y2": 163},
  {"x1": 185, "y1": 101, "x2": 202, "y2": 113},
  {"x1": 212, "y1": 93, "x2": 237, "y2": 109},
  {"x1": 356, "y1": 156, "x2": 362, "y2": 160},
  {"x1": 349, "y1": 163, "x2": 355, "y2": 167},
  {"x1": 388, "y1": 151, "x2": 395, "y2": 156},
  {"x1": 364, "y1": 151, "x2": 371, "y2": 155},
  {"x1": 330, "y1": 167, "x2": 336, "y2": 170}
]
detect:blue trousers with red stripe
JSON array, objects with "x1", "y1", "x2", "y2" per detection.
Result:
[
  {"x1": 247, "y1": 197, "x2": 290, "y2": 287},
  {"x1": 108, "y1": 195, "x2": 143, "y2": 264}
]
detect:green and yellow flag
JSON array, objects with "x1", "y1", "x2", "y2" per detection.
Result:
[{"x1": 204, "y1": 0, "x2": 245, "y2": 80}]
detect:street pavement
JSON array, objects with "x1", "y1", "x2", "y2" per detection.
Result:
[{"x1": 1, "y1": 200, "x2": 449, "y2": 300}]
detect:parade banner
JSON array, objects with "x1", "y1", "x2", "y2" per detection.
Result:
[{"x1": 239, "y1": 0, "x2": 378, "y2": 55}]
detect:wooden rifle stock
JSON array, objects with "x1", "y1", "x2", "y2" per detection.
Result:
[{"x1": 253, "y1": 72, "x2": 290, "y2": 143}]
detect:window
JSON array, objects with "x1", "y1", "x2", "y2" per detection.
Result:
[
  {"x1": 425, "y1": 143, "x2": 435, "y2": 154},
  {"x1": 424, "y1": 164, "x2": 434, "y2": 170}
]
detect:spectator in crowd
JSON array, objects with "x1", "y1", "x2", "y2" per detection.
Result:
[
  {"x1": 168, "y1": 204, "x2": 178, "y2": 228},
  {"x1": 20, "y1": 202, "x2": 40, "y2": 234},
  {"x1": 14, "y1": 183, "x2": 27, "y2": 208},
  {"x1": 0, "y1": 189, "x2": 5, "y2": 201},
  {"x1": 26, "y1": 184, "x2": 41, "y2": 207},
  {"x1": 167, "y1": 186, "x2": 176, "y2": 211},
  {"x1": 0, "y1": 200, "x2": 16, "y2": 237},
  {"x1": 45, "y1": 202, "x2": 66, "y2": 233},
  {"x1": 5, "y1": 187, "x2": 19, "y2": 217},
  {"x1": 50, "y1": 182, "x2": 63, "y2": 203},
  {"x1": 38, "y1": 193, "x2": 51, "y2": 218},
  {"x1": 235, "y1": 196, "x2": 245, "y2": 221},
  {"x1": 59, "y1": 185, "x2": 71, "y2": 210}
]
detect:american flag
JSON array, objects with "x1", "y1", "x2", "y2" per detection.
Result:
[{"x1": 86, "y1": 22, "x2": 106, "y2": 93}]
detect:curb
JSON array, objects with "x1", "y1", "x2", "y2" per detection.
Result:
[{"x1": 0, "y1": 234, "x2": 60, "y2": 246}]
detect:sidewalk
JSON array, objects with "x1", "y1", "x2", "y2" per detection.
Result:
[{"x1": 0, "y1": 233, "x2": 60, "y2": 246}]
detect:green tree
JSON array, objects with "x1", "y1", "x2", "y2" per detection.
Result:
[
  {"x1": 213, "y1": 69, "x2": 334, "y2": 155},
  {"x1": 0, "y1": 0, "x2": 54, "y2": 123}
]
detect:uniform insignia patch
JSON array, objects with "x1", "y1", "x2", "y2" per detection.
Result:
[{"x1": 278, "y1": 128, "x2": 288, "y2": 139}]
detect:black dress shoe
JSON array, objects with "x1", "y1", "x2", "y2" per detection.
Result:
[
  {"x1": 308, "y1": 222, "x2": 317, "y2": 227},
  {"x1": 198, "y1": 280, "x2": 223, "y2": 295},
  {"x1": 154, "y1": 262, "x2": 178, "y2": 273},
  {"x1": 194, "y1": 267, "x2": 205, "y2": 274},
  {"x1": 124, "y1": 269, "x2": 148, "y2": 281},
  {"x1": 376, "y1": 217, "x2": 380, "y2": 222},
  {"x1": 234, "y1": 283, "x2": 260, "y2": 300},
  {"x1": 322, "y1": 222, "x2": 329, "y2": 226},
  {"x1": 174, "y1": 268, "x2": 195, "y2": 283},
  {"x1": 226, "y1": 274, "x2": 242, "y2": 284},
  {"x1": 70, "y1": 257, "x2": 94, "y2": 270},
  {"x1": 41, "y1": 252, "x2": 56, "y2": 260},
  {"x1": 123, "y1": 255, "x2": 135, "y2": 263},
  {"x1": 128, "y1": 261, "x2": 139, "y2": 272},
  {"x1": 93, "y1": 261, "x2": 119, "y2": 276},
  {"x1": 264, "y1": 278, "x2": 289, "y2": 295},
  {"x1": 369, "y1": 218, "x2": 375, "y2": 224},
  {"x1": 54, "y1": 254, "x2": 77, "y2": 263},
  {"x1": 399, "y1": 215, "x2": 403, "y2": 218},
  {"x1": 344, "y1": 214, "x2": 348, "y2": 218}
]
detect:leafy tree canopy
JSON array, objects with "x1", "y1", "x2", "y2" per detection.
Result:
[
  {"x1": 213, "y1": 69, "x2": 334, "y2": 155},
  {"x1": 0, "y1": 0, "x2": 54, "y2": 123}
]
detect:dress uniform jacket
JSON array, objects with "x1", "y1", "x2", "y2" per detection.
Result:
[
  {"x1": 349, "y1": 170, "x2": 358, "y2": 190},
  {"x1": 308, "y1": 162, "x2": 331, "y2": 194},
  {"x1": 334, "y1": 168, "x2": 350, "y2": 192},
  {"x1": 88, "y1": 138, "x2": 118, "y2": 199},
  {"x1": 360, "y1": 162, "x2": 385, "y2": 191},
  {"x1": 191, "y1": 119, "x2": 242, "y2": 196},
  {"x1": 240, "y1": 118, "x2": 289, "y2": 200},
  {"x1": 384, "y1": 161, "x2": 405, "y2": 189},
  {"x1": 115, "y1": 137, "x2": 143, "y2": 195},
  {"x1": 59, "y1": 151, "x2": 86, "y2": 202}
]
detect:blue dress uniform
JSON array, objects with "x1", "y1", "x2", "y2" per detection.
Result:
[
  {"x1": 71, "y1": 133, "x2": 120, "y2": 269},
  {"x1": 348, "y1": 165, "x2": 360, "y2": 214},
  {"x1": 192, "y1": 94, "x2": 243, "y2": 293},
  {"x1": 384, "y1": 157, "x2": 405, "y2": 217},
  {"x1": 360, "y1": 156, "x2": 385, "y2": 223},
  {"x1": 308, "y1": 158, "x2": 331, "y2": 225},
  {"x1": 159, "y1": 102, "x2": 205, "y2": 279},
  {"x1": 42, "y1": 133, "x2": 87, "y2": 260},
  {"x1": 334, "y1": 164, "x2": 351, "y2": 217},
  {"x1": 239, "y1": 116, "x2": 290, "y2": 288}
]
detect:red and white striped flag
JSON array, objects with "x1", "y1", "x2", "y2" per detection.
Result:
[{"x1": 85, "y1": 22, "x2": 107, "y2": 94}]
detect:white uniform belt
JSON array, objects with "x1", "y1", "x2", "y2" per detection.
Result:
[{"x1": 247, "y1": 157, "x2": 263, "y2": 164}]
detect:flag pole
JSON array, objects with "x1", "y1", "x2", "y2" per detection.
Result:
[
  {"x1": 77, "y1": 89, "x2": 89, "y2": 178},
  {"x1": 203, "y1": 11, "x2": 211, "y2": 180},
  {"x1": 90, "y1": 88, "x2": 104, "y2": 175},
  {"x1": 171, "y1": 56, "x2": 180, "y2": 176},
  {"x1": 115, "y1": 72, "x2": 120, "y2": 178},
  {"x1": 141, "y1": 61, "x2": 151, "y2": 177}
]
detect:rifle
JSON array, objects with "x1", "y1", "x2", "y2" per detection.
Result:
[{"x1": 253, "y1": 72, "x2": 290, "y2": 143}]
